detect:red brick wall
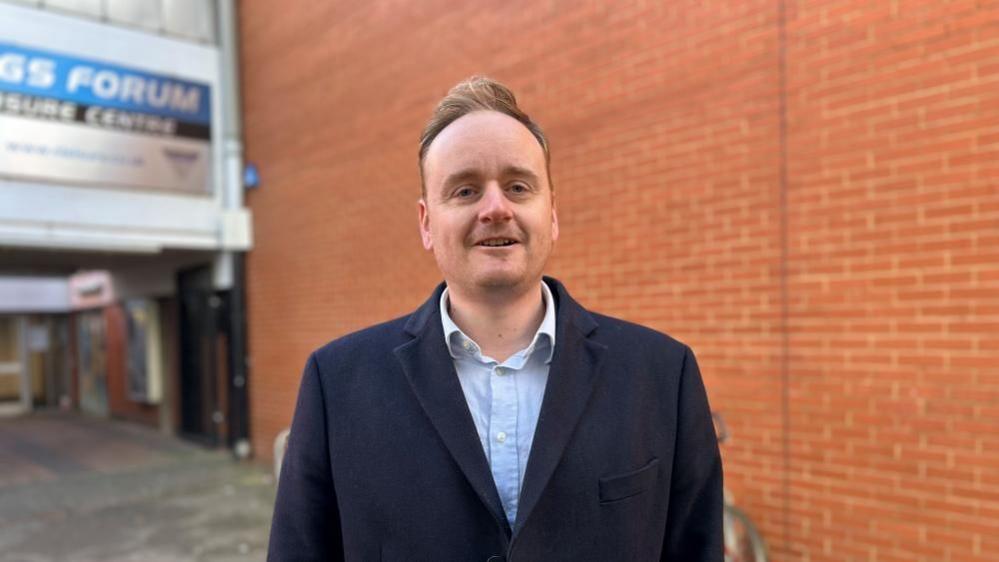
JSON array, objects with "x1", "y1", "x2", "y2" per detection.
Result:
[
  {"x1": 239, "y1": 1, "x2": 998, "y2": 560},
  {"x1": 785, "y1": 2, "x2": 999, "y2": 560}
]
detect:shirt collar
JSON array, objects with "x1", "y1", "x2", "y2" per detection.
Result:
[{"x1": 440, "y1": 281, "x2": 557, "y2": 364}]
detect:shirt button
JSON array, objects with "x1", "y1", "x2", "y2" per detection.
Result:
[
  {"x1": 496, "y1": 432, "x2": 507, "y2": 443},
  {"x1": 494, "y1": 366, "x2": 506, "y2": 376}
]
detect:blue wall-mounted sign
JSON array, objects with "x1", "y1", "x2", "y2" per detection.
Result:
[
  {"x1": 0, "y1": 41, "x2": 211, "y2": 124},
  {"x1": 243, "y1": 163, "x2": 259, "y2": 189}
]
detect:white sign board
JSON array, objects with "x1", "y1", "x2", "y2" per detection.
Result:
[{"x1": 0, "y1": 40, "x2": 211, "y2": 194}]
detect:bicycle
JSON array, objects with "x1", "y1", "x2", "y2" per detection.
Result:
[{"x1": 713, "y1": 412, "x2": 769, "y2": 562}]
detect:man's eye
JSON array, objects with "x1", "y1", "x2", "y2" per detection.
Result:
[
  {"x1": 510, "y1": 183, "x2": 529, "y2": 194},
  {"x1": 455, "y1": 187, "x2": 475, "y2": 198}
]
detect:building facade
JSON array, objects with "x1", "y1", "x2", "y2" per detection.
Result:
[{"x1": 0, "y1": 0, "x2": 252, "y2": 450}]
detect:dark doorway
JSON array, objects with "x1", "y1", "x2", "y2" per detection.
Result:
[{"x1": 177, "y1": 265, "x2": 220, "y2": 446}]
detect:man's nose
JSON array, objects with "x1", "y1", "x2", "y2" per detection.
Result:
[{"x1": 477, "y1": 184, "x2": 513, "y2": 223}]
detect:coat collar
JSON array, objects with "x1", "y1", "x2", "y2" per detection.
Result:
[
  {"x1": 401, "y1": 276, "x2": 598, "y2": 338},
  {"x1": 393, "y1": 277, "x2": 607, "y2": 537}
]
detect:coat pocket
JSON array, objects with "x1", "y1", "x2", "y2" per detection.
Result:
[{"x1": 599, "y1": 457, "x2": 660, "y2": 503}]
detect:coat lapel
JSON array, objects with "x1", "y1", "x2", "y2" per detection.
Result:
[
  {"x1": 514, "y1": 277, "x2": 607, "y2": 534},
  {"x1": 393, "y1": 283, "x2": 511, "y2": 535}
]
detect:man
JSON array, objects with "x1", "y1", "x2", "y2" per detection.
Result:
[{"x1": 268, "y1": 77, "x2": 722, "y2": 561}]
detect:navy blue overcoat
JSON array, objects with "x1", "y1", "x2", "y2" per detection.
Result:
[{"x1": 268, "y1": 277, "x2": 723, "y2": 561}]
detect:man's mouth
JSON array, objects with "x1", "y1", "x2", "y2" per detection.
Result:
[{"x1": 477, "y1": 238, "x2": 518, "y2": 247}]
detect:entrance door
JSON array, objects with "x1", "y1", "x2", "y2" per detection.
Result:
[
  {"x1": 177, "y1": 265, "x2": 220, "y2": 446},
  {"x1": 77, "y1": 311, "x2": 109, "y2": 417},
  {"x1": 0, "y1": 316, "x2": 31, "y2": 415}
]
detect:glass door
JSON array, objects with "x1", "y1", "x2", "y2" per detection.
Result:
[{"x1": 77, "y1": 310, "x2": 109, "y2": 417}]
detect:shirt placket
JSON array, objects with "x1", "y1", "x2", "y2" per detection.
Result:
[{"x1": 489, "y1": 363, "x2": 519, "y2": 525}]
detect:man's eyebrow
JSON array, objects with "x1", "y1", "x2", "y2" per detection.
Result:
[
  {"x1": 442, "y1": 169, "x2": 482, "y2": 187},
  {"x1": 440, "y1": 166, "x2": 540, "y2": 187},
  {"x1": 503, "y1": 166, "x2": 541, "y2": 183}
]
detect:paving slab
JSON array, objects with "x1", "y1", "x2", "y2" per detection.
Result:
[{"x1": 0, "y1": 411, "x2": 276, "y2": 562}]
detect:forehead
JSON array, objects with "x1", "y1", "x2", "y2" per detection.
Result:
[{"x1": 423, "y1": 110, "x2": 547, "y2": 185}]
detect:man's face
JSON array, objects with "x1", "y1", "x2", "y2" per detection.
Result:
[{"x1": 419, "y1": 110, "x2": 558, "y2": 297}]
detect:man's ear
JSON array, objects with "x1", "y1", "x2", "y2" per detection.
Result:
[
  {"x1": 551, "y1": 203, "x2": 560, "y2": 242},
  {"x1": 418, "y1": 198, "x2": 433, "y2": 250}
]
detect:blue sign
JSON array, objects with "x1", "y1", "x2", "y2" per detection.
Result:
[
  {"x1": 244, "y1": 163, "x2": 260, "y2": 189},
  {"x1": 0, "y1": 40, "x2": 211, "y2": 125}
]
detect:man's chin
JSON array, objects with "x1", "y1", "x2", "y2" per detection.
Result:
[{"x1": 472, "y1": 270, "x2": 534, "y2": 292}]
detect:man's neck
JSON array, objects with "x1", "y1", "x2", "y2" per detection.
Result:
[{"x1": 446, "y1": 281, "x2": 546, "y2": 363}]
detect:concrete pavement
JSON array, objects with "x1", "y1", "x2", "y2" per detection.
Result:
[{"x1": 0, "y1": 411, "x2": 276, "y2": 562}]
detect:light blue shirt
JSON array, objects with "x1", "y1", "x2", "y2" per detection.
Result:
[{"x1": 440, "y1": 281, "x2": 556, "y2": 527}]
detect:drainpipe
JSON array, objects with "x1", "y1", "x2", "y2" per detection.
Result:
[{"x1": 218, "y1": 0, "x2": 251, "y2": 458}]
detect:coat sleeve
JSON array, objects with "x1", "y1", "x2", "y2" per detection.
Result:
[
  {"x1": 661, "y1": 346, "x2": 724, "y2": 561},
  {"x1": 267, "y1": 352, "x2": 344, "y2": 562}
]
